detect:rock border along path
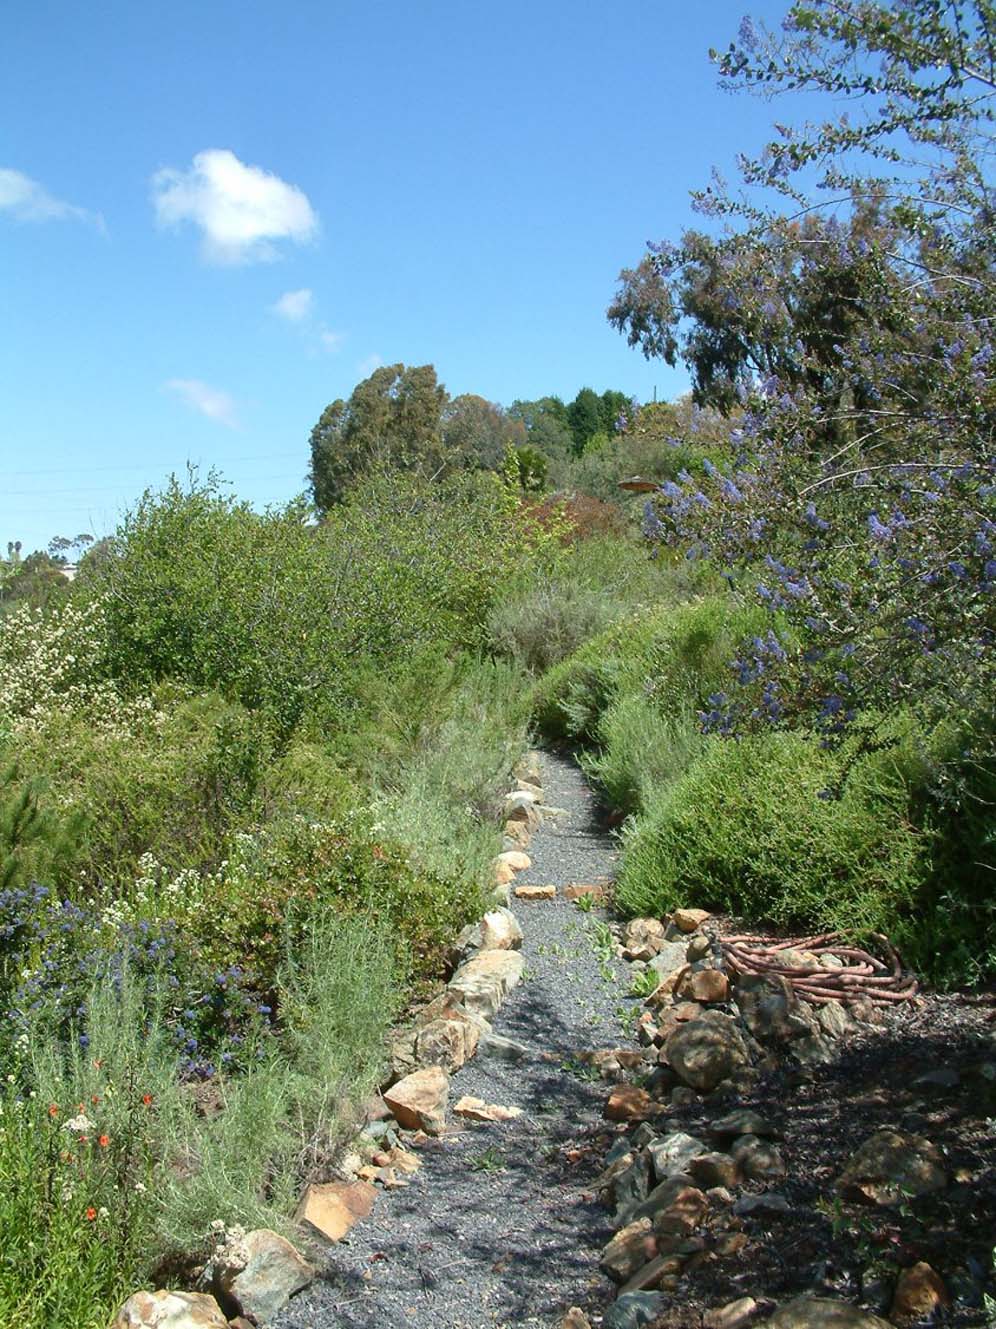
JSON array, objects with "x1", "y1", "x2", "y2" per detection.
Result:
[{"x1": 272, "y1": 749, "x2": 630, "y2": 1329}]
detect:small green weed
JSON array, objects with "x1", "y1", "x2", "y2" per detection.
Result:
[{"x1": 468, "y1": 1146, "x2": 505, "y2": 1174}]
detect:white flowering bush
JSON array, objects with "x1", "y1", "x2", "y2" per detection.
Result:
[{"x1": 0, "y1": 598, "x2": 161, "y2": 738}]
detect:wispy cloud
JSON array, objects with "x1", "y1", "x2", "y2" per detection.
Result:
[
  {"x1": 152, "y1": 149, "x2": 318, "y2": 265},
  {"x1": 0, "y1": 167, "x2": 105, "y2": 231},
  {"x1": 271, "y1": 288, "x2": 314, "y2": 321},
  {"x1": 164, "y1": 378, "x2": 239, "y2": 428},
  {"x1": 270, "y1": 287, "x2": 344, "y2": 354},
  {"x1": 357, "y1": 354, "x2": 383, "y2": 377}
]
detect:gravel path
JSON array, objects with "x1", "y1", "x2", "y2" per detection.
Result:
[{"x1": 273, "y1": 750, "x2": 631, "y2": 1329}]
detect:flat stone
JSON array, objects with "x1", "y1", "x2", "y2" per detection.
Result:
[
  {"x1": 383, "y1": 1066, "x2": 450, "y2": 1134},
  {"x1": 619, "y1": 1252, "x2": 686, "y2": 1294},
  {"x1": 733, "y1": 1192, "x2": 790, "y2": 1217},
  {"x1": 603, "y1": 1290, "x2": 666, "y2": 1329},
  {"x1": 514, "y1": 883, "x2": 557, "y2": 901},
  {"x1": 891, "y1": 1263, "x2": 950, "y2": 1321},
  {"x1": 704, "y1": 1297, "x2": 759, "y2": 1329},
  {"x1": 766, "y1": 1297, "x2": 892, "y2": 1329},
  {"x1": 600, "y1": 1217, "x2": 657, "y2": 1281},
  {"x1": 493, "y1": 860, "x2": 515, "y2": 885},
  {"x1": 564, "y1": 883, "x2": 606, "y2": 901},
  {"x1": 112, "y1": 1292, "x2": 229, "y2": 1328},
  {"x1": 605, "y1": 1084, "x2": 653, "y2": 1121},
  {"x1": 673, "y1": 908, "x2": 711, "y2": 933},
  {"x1": 711, "y1": 1109, "x2": 780, "y2": 1141},
  {"x1": 837, "y1": 1129, "x2": 947, "y2": 1207},
  {"x1": 478, "y1": 1032, "x2": 536, "y2": 1062},
  {"x1": 212, "y1": 1229, "x2": 314, "y2": 1323},
  {"x1": 296, "y1": 1180, "x2": 376, "y2": 1243},
  {"x1": 453, "y1": 1095, "x2": 522, "y2": 1122},
  {"x1": 665, "y1": 1011, "x2": 749, "y2": 1091}
]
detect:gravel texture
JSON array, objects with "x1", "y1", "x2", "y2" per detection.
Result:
[{"x1": 272, "y1": 750, "x2": 631, "y2": 1329}]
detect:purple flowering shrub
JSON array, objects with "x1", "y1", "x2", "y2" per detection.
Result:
[
  {"x1": 0, "y1": 883, "x2": 273, "y2": 1079},
  {"x1": 609, "y1": 1, "x2": 995, "y2": 760}
]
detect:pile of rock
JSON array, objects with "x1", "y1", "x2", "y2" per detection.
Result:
[{"x1": 577, "y1": 908, "x2": 949, "y2": 1329}]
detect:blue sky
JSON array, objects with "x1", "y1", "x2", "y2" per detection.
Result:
[{"x1": 2, "y1": 1, "x2": 795, "y2": 553}]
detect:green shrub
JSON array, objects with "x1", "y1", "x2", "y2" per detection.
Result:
[
  {"x1": 616, "y1": 728, "x2": 929, "y2": 939},
  {"x1": 156, "y1": 909, "x2": 399, "y2": 1258},
  {"x1": 12, "y1": 690, "x2": 272, "y2": 890}
]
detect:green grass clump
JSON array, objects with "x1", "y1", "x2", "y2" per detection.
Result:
[{"x1": 615, "y1": 728, "x2": 929, "y2": 937}]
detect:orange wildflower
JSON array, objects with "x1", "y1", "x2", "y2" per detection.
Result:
[
  {"x1": 85, "y1": 1207, "x2": 97, "y2": 1221},
  {"x1": 47, "y1": 1104, "x2": 58, "y2": 1118},
  {"x1": 141, "y1": 1093, "x2": 153, "y2": 1106},
  {"x1": 98, "y1": 1134, "x2": 110, "y2": 1148}
]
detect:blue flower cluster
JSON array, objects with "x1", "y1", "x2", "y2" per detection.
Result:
[{"x1": 0, "y1": 885, "x2": 274, "y2": 1078}]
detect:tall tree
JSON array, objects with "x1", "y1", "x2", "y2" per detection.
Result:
[
  {"x1": 309, "y1": 363, "x2": 449, "y2": 510},
  {"x1": 442, "y1": 395, "x2": 526, "y2": 470}
]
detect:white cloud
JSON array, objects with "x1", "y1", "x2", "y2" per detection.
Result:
[
  {"x1": 0, "y1": 167, "x2": 104, "y2": 230},
  {"x1": 272, "y1": 288, "x2": 314, "y2": 321},
  {"x1": 164, "y1": 378, "x2": 239, "y2": 428},
  {"x1": 152, "y1": 149, "x2": 318, "y2": 265},
  {"x1": 318, "y1": 327, "x2": 345, "y2": 353},
  {"x1": 357, "y1": 354, "x2": 383, "y2": 377}
]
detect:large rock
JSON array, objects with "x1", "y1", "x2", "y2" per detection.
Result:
[
  {"x1": 479, "y1": 907, "x2": 523, "y2": 951},
  {"x1": 891, "y1": 1263, "x2": 950, "y2": 1321},
  {"x1": 212, "y1": 1229, "x2": 314, "y2": 1323},
  {"x1": 415, "y1": 1015, "x2": 481, "y2": 1072},
  {"x1": 704, "y1": 1297, "x2": 758, "y2": 1329},
  {"x1": 649, "y1": 941, "x2": 689, "y2": 979},
  {"x1": 599, "y1": 1218, "x2": 657, "y2": 1281},
  {"x1": 734, "y1": 972, "x2": 814, "y2": 1045},
  {"x1": 673, "y1": 908, "x2": 711, "y2": 933},
  {"x1": 731, "y1": 1134, "x2": 786, "y2": 1181},
  {"x1": 679, "y1": 968, "x2": 730, "y2": 1004},
  {"x1": 383, "y1": 1066, "x2": 450, "y2": 1134},
  {"x1": 296, "y1": 1180, "x2": 376, "y2": 1242},
  {"x1": 605, "y1": 1085, "x2": 653, "y2": 1121},
  {"x1": 646, "y1": 1132, "x2": 709, "y2": 1183},
  {"x1": 766, "y1": 1297, "x2": 891, "y2": 1329},
  {"x1": 112, "y1": 1291, "x2": 229, "y2": 1328},
  {"x1": 448, "y1": 949, "x2": 524, "y2": 1018},
  {"x1": 836, "y1": 1129, "x2": 948, "y2": 1206},
  {"x1": 622, "y1": 918, "x2": 667, "y2": 961},
  {"x1": 503, "y1": 819, "x2": 532, "y2": 849},
  {"x1": 665, "y1": 1011, "x2": 750, "y2": 1091},
  {"x1": 496, "y1": 850, "x2": 531, "y2": 872}
]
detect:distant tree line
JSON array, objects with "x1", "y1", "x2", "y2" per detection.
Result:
[{"x1": 307, "y1": 365, "x2": 634, "y2": 511}]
